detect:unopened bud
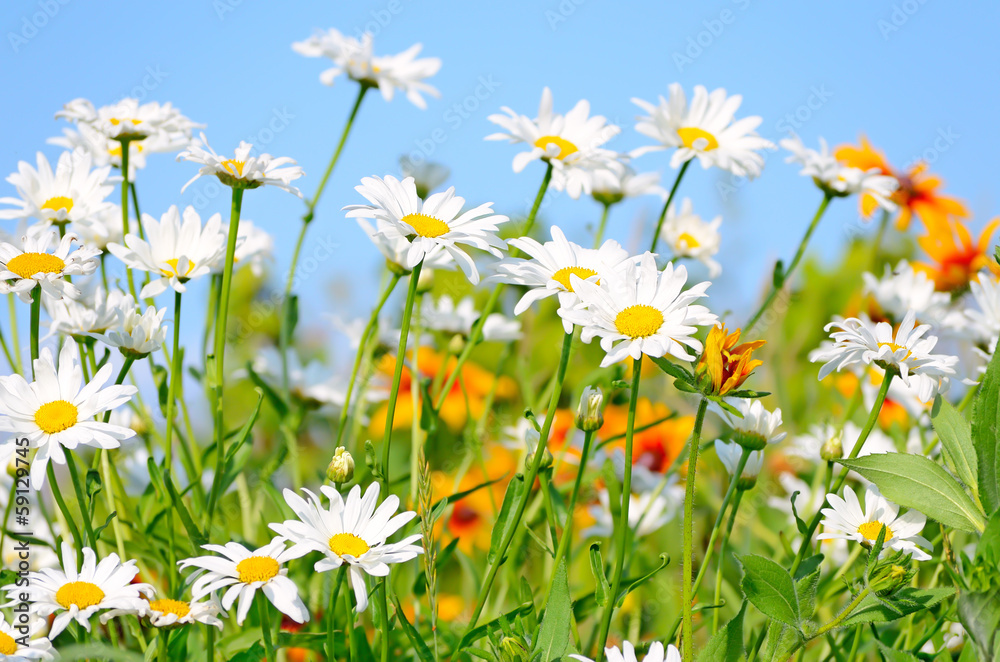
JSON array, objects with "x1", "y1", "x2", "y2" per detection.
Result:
[
  {"x1": 575, "y1": 386, "x2": 604, "y2": 431},
  {"x1": 523, "y1": 428, "x2": 552, "y2": 471},
  {"x1": 869, "y1": 562, "x2": 912, "y2": 597},
  {"x1": 448, "y1": 333, "x2": 465, "y2": 355},
  {"x1": 327, "y1": 446, "x2": 355, "y2": 484},
  {"x1": 498, "y1": 636, "x2": 530, "y2": 662},
  {"x1": 820, "y1": 432, "x2": 843, "y2": 462}
]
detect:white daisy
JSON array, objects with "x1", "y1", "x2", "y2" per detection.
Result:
[
  {"x1": 966, "y1": 273, "x2": 1000, "y2": 348},
  {"x1": 100, "y1": 596, "x2": 223, "y2": 630},
  {"x1": 178, "y1": 538, "x2": 309, "y2": 625},
  {"x1": 107, "y1": 205, "x2": 227, "y2": 298},
  {"x1": 46, "y1": 283, "x2": 127, "y2": 339},
  {"x1": 862, "y1": 260, "x2": 949, "y2": 326},
  {"x1": 292, "y1": 30, "x2": 441, "y2": 109},
  {"x1": 818, "y1": 483, "x2": 932, "y2": 561},
  {"x1": 0, "y1": 342, "x2": 137, "y2": 488},
  {"x1": 571, "y1": 641, "x2": 681, "y2": 662},
  {"x1": 811, "y1": 310, "x2": 958, "y2": 401},
  {"x1": 221, "y1": 220, "x2": 273, "y2": 277},
  {"x1": 485, "y1": 87, "x2": 622, "y2": 198},
  {"x1": 659, "y1": 198, "x2": 723, "y2": 277},
  {"x1": 581, "y1": 484, "x2": 681, "y2": 541},
  {"x1": 781, "y1": 135, "x2": 898, "y2": 210},
  {"x1": 178, "y1": 134, "x2": 304, "y2": 196},
  {"x1": 558, "y1": 252, "x2": 717, "y2": 367},
  {"x1": 0, "y1": 230, "x2": 99, "y2": 302},
  {"x1": 420, "y1": 294, "x2": 522, "y2": 342},
  {"x1": 632, "y1": 84, "x2": 774, "y2": 178},
  {"x1": 91, "y1": 294, "x2": 168, "y2": 358},
  {"x1": 715, "y1": 439, "x2": 764, "y2": 486},
  {"x1": 49, "y1": 122, "x2": 150, "y2": 179},
  {"x1": 0, "y1": 611, "x2": 54, "y2": 660},
  {"x1": 716, "y1": 398, "x2": 786, "y2": 450},
  {"x1": 269, "y1": 483, "x2": 423, "y2": 612},
  {"x1": 344, "y1": 175, "x2": 508, "y2": 284},
  {"x1": 71, "y1": 202, "x2": 126, "y2": 250},
  {"x1": 56, "y1": 97, "x2": 201, "y2": 145},
  {"x1": 4, "y1": 542, "x2": 153, "y2": 639},
  {"x1": 0, "y1": 150, "x2": 115, "y2": 228},
  {"x1": 590, "y1": 162, "x2": 666, "y2": 206},
  {"x1": 489, "y1": 225, "x2": 634, "y2": 332},
  {"x1": 356, "y1": 216, "x2": 453, "y2": 274}
]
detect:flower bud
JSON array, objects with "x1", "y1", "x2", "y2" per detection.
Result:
[
  {"x1": 523, "y1": 427, "x2": 552, "y2": 471},
  {"x1": 820, "y1": 431, "x2": 843, "y2": 462},
  {"x1": 326, "y1": 446, "x2": 355, "y2": 484},
  {"x1": 575, "y1": 386, "x2": 604, "y2": 431},
  {"x1": 498, "y1": 636, "x2": 530, "y2": 662},
  {"x1": 448, "y1": 333, "x2": 466, "y2": 356},
  {"x1": 869, "y1": 562, "x2": 913, "y2": 597}
]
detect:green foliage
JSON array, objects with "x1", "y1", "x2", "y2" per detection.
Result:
[{"x1": 972, "y1": 336, "x2": 1000, "y2": 514}]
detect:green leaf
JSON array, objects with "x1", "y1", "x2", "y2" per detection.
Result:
[
  {"x1": 93, "y1": 511, "x2": 117, "y2": 542},
  {"x1": 615, "y1": 553, "x2": 670, "y2": 607},
  {"x1": 391, "y1": 595, "x2": 435, "y2": 662},
  {"x1": 796, "y1": 569, "x2": 821, "y2": 621},
  {"x1": 839, "y1": 453, "x2": 986, "y2": 533},
  {"x1": 85, "y1": 469, "x2": 102, "y2": 499},
  {"x1": 973, "y1": 336, "x2": 1000, "y2": 514},
  {"x1": 245, "y1": 364, "x2": 288, "y2": 418},
  {"x1": 793, "y1": 554, "x2": 823, "y2": 581},
  {"x1": 488, "y1": 474, "x2": 526, "y2": 565},
  {"x1": 932, "y1": 399, "x2": 979, "y2": 496},
  {"x1": 697, "y1": 602, "x2": 745, "y2": 662},
  {"x1": 163, "y1": 472, "x2": 207, "y2": 551},
  {"x1": 649, "y1": 356, "x2": 696, "y2": 384},
  {"x1": 457, "y1": 602, "x2": 535, "y2": 651},
  {"x1": 958, "y1": 588, "x2": 1000, "y2": 661},
  {"x1": 229, "y1": 642, "x2": 266, "y2": 662},
  {"x1": 53, "y1": 644, "x2": 145, "y2": 662},
  {"x1": 589, "y1": 543, "x2": 611, "y2": 608},
  {"x1": 977, "y1": 510, "x2": 1000, "y2": 565},
  {"x1": 534, "y1": 558, "x2": 572, "y2": 661},
  {"x1": 724, "y1": 389, "x2": 772, "y2": 399},
  {"x1": 773, "y1": 259, "x2": 785, "y2": 287},
  {"x1": 739, "y1": 554, "x2": 801, "y2": 628},
  {"x1": 876, "y1": 642, "x2": 921, "y2": 662},
  {"x1": 839, "y1": 587, "x2": 955, "y2": 627}
]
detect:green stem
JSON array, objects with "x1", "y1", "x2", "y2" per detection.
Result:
[
  {"x1": 713, "y1": 489, "x2": 745, "y2": 633},
  {"x1": 746, "y1": 192, "x2": 833, "y2": 333},
  {"x1": 379, "y1": 577, "x2": 391, "y2": 662},
  {"x1": 681, "y1": 397, "x2": 710, "y2": 660},
  {"x1": 380, "y1": 261, "x2": 423, "y2": 489},
  {"x1": 163, "y1": 290, "x2": 183, "y2": 475},
  {"x1": 257, "y1": 594, "x2": 277, "y2": 662},
  {"x1": 593, "y1": 202, "x2": 612, "y2": 248},
  {"x1": 649, "y1": 160, "x2": 691, "y2": 253},
  {"x1": 157, "y1": 629, "x2": 168, "y2": 662},
  {"x1": 103, "y1": 357, "x2": 136, "y2": 423},
  {"x1": 64, "y1": 451, "x2": 97, "y2": 547},
  {"x1": 327, "y1": 567, "x2": 347, "y2": 662},
  {"x1": 594, "y1": 358, "x2": 644, "y2": 660},
  {"x1": 119, "y1": 140, "x2": 139, "y2": 301},
  {"x1": 29, "y1": 288, "x2": 41, "y2": 376},
  {"x1": 0, "y1": 321, "x2": 15, "y2": 371},
  {"x1": 870, "y1": 209, "x2": 890, "y2": 269},
  {"x1": 547, "y1": 429, "x2": 596, "y2": 588},
  {"x1": 46, "y1": 464, "x2": 83, "y2": 563}
]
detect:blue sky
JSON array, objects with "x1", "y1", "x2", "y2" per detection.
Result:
[{"x1": 2, "y1": 0, "x2": 998, "y2": 361}]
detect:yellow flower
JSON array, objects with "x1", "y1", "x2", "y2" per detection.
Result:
[{"x1": 695, "y1": 325, "x2": 765, "y2": 395}]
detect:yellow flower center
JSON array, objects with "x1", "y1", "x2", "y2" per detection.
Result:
[
  {"x1": 552, "y1": 266, "x2": 599, "y2": 292},
  {"x1": 235, "y1": 556, "x2": 280, "y2": 583},
  {"x1": 877, "y1": 342, "x2": 911, "y2": 360},
  {"x1": 55, "y1": 581, "x2": 105, "y2": 610},
  {"x1": 0, "y1": 631, "x2": 17, "y2": 655},
  {"x1": 222, "y1": 159, "x2": 246, "y2": 177},
  {"x1": 614, "y1": 304, "x2": 665, "y2": 339},
  {"x1": 148, "y1": 598, "x2": 191, "y2": 619},
  {"x1": 34, "y1": 400, "x2": 79, "y2": 434},
  {"x1": 533, "y1": 135, "x2": 579, "y2": 160},
  {"x1": 160, "y1": 258, "x2": 196, "y2": 279},
  {"x1": 677, "y1": 127, "x2": 719, "y2": 151},
  {"x1": 41, "y1": 196, "x2": 74, "y2": 213},
  {"x1": 677, "y1": 232, "x2": 701, "y2": 249},
  {"x1": 109, "y1": 118, "x2": 143, "y2": 126},
  {"x1": 6, "y1": 253, "x2": 66, "y2": 279},
  {"x1": 857, "y1": 521, "x2": 893, "y2": 542},
  {"x1": 400, "y1": 213, "x2": 450, "y2": 238},
  {"x1": 329, "y1": 532, "x2": 371, "y2": 558}
]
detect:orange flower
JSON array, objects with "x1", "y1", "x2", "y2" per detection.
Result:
[
  {"x1": 835, "y1": 135, "x2": 969, "y2": 231},
  {"x1": 432, "y1": 445, "x2": 516, "y2": 554},
  {"x1": 695, "y1": 324, "x2": 765, "y2": 395},
  {"x1": 600, "y1": 398, "x2": 693, "y2": 474},
  {"x1": 914, "y1": 217, "x2": 1000, "y2": 292}
]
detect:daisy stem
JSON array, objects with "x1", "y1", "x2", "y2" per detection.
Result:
[
  {"x1": 593, "y1": 202, "x2": 612, "y2": 249},
  {"x1": 0, "y1": 323, "x2": 14, "y2": 373},
  {"x1": 745, "y1": 192, "x2": 833, "y2": 333},
  {"x1": 46, "y1": 465, "x2": 83, "y2": 564},
  {"x1": 461, "y1": 329, "x2": 573, "y2": 641},
  {"x1": 102, "y1": 356, "x2": 136, "y2": 423},
  {"x1": 594, "y1": 357, "x2": 644, "y2": 661},
  {"x1": 64, "y1": 450, "x2": 97, "y2": 547},
  {"x1": 7, "y1": 294, "x2": 22, "y2": 374},
  {"x1": 334, "y1": 272, "x2": 402, "y2": 450},
  {"x1": 157, "y1": 629, "x2": 168, "y2": 662},
  {"x1": 545, "y1": 428, "x2": 595, "y2": 605},
  {"x1": 29, "y1": 287, "x2": 41, "y2": 376},
  {"x1": 281, "y1": 83, "x2": 369, "y2": 396},
  {"x1": 433, "y1": 162, "x2": 553, "y2": 413},
  {"x1": 327, "y1": 566, "x2": 347, "y2": 662},
  {"x1": 681, "y1": 396, "x2": 710, "y2": 661},
  {"x1": 164, "y1": 290, "x2": 183, "y2": 473},
  {"x1": 257, "y1": 595, "x2": 277, "y2": 662},
  {"x1": 713, "y1": 488, "x2": 744, "y2": 633},
  {"x1": 378, "y1": 577, "x2": 391, "y2": 662},
  {"x1": 870, "y1": 208, "x2": 890, "y2": 269},
  {"x1": 649, "y1": 159, "x2": 691, "y2": 254},
  {"x1": 380, "y1": 260, "x2": 423, "y2": 489},
  {"x1": 120, "y1": 138, "x2": 140, "y2": 302}
]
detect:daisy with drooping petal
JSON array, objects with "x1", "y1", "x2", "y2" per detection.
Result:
[
  {"x1": 91, "y1": 294, "x2": 168, "y2": 358},
  {"x1": 486, "y1": 87, "x2": 622, "y2": 198},
  {"x1": 632, "y1": 84, "x2": 774, "y2": 178},
  {"x1": 3, "y1": 542, "x2": 153, "y2": 639},
  {"x1": 107, "y1": 205, "x2": 227, "y2": 298},
  {"x1": 590, "y1": 162, "x2": 666, "y2": 207},
  {"x1": 178, "y1": 538, "x2": 309, "y2": 625},
  {"x1": 781, "y1": 135, "x2": 898, "y2": 211},
  {"x1": 0, "y1": 611, "x2": 54, "y2": 660},
  {"x1": 715, "y1": 439, "x2": 764, "y2": 490},
  {"x1": 292, "y1": 29, "x2": 441, "y2": 109},
  {"x1": 178, "y1": 134, "x2": 304, "y2": 196},
  {"x1": 659, "y1": 198, "x2": 723, "y2": 277},
  {"x1": 558, "y1": 252, "x2": 717, "y2": 367},
  {"x1": 490, "y1": 225, "x2": 634, "y2": 332},
  {"x1": 0, "y1": 341, "x2": 137, "y2": 488},
  {"x1": 269, "y1": 483, "x2": 422, "y2": 612},
  {"x1": 56, "y1": 97, "x2": 201, "y2": 145},
  {"x1": 717, "y1": 398, "x2": 786, "y2": 451},
  {"x1": 46, "y1": 284, "x2": 128, "y2": 339},
  {"x1": 344, "y1": 175, "x2": 508, "y2": 284},
  {"x1": 100, "y1": 595, "x2": 224, "y2": 630},
  {"x1": 571, "y1": 640, "x2": 681, "y2": 662},
  {"x1": 0, "y1": 230, "x2": 99, "y2": 302},
  {"x1": 811, "y1": 310, "x2": 958, "y2": 401},
  {"x1": 0, "y1": 150, "x2": 115, "y2": 228},
  {"x1": 818, "y1": 483, "x2": 932, "y2": 561}
]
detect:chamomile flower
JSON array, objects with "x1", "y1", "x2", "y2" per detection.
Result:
[
  {"x1": 862, "y1": 260, "x2": 949, "y2": 326},
  {"x1": 811, "y1": 310, "x2": 958, "y2": 400},
  {"x1": 292, "y1": 29, "x2": 441, "y2": 108},
  {"x1": 0, "y1": 150, "x2": 115, "y2": 228},
  {"x1": 178, "y1": 134, "x2": 304, "y2": 196},
  {"x1": 632, "y1": 84, "x2": 774, "y2": 178},
  {"x1": 269, "y1": 483, "x2": 423, "y2": 612},
  {"x1": 56, "y1": 97, "x2": 201, "y2": 145},
  {"x1": 558, "y1": 252, "x2": 717, "y2": 367},
  {"x1": 107, "y1": 205, "x2": 227, "y2": 298},
  {"x1": 356, "y1": 216, "x2": 453, "y2": 273},
  {"x1": 0, "y1": 342, "x2": 137, "y2": 488},
  {"x1": 490, "y1": 225, "x2": 633, "y2": 332},
  {"x1": 49, "y1": 122, "x2": 150, "y2": 179},
  {"x1": 344, "y1": 175, "x2": 508, "y2": 284},
  {"x1": 965, "y1": 273, "x2": 1000, "y2": 348},
  {"x1": 715, "y1": 439, "x2": 763, "y2": 483},
  {"x1": 91, "y1": 295, "x2": 168, "y2": 358},
  {"x1": 178, "y1": 539, "x2": 309, "y2": 625},
  {"x1": 100, "y1": 596, "x2": 223, "y2": 630},
  {"x1": 46, "y1": 284, "x2": 127, "y2": 339},
  {"x1": 0, "y1": 611, "x2": 54, "y2": 660},
  {"x1": 421, "y1": 295, "x2": 522, "y2": 342},
  {"x1": 818, "y1": 483, "x2": 932, "y2": 561},
  {"x1": 5, "y1": 542, "x2": 154, "y2": 639},
  {"x1": 580, "y1": 484, "x2": 681, "y2": 541},
  {"x1": 485, "y1": 87, "x2": 622, "y2": 198},
  {"x1": 659, "y1": 198, "x2": 723, "y2": 277},
  {"x1": 0, "y1": 230, "x2": 99, "y2": 303},
  {"x1": 717, "y1": 398, "x2": 786, "y2": 450},
  {"x1": 781, "y1": 135, "x2": 898, "y2": 210},
  {"x1": 571, "y1": 641, "x2": 681, "y2": 662},
  {"x1": 590, "y1": 163, "x2": 666, "y2": 206}
]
